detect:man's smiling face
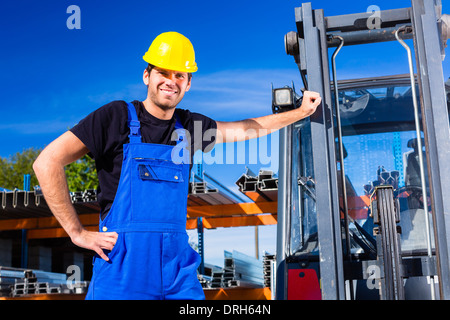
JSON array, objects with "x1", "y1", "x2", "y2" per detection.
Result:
[{"x1": 145, "y1": 66, "x2": 191, "y2": 111}]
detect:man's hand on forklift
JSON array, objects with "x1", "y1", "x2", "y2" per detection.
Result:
[
  {"x1": 299, "y1": 90, "x2": 322, "y2": 117},
  {"x1": 215, "y1": 90, "x2": 322, "y2": 144}
]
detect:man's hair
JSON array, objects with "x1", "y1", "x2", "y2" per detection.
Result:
[{"x1": 146, "y1": 64, "x2": 192, "y2": 81}]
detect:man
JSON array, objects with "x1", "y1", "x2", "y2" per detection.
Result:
[{"x1": 33, "y1": 31, "x2": 321, "y2": 300}]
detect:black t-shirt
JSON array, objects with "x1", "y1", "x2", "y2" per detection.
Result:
[{"x1": 70, "y1": 100, "x2": 217, "y2": 217}]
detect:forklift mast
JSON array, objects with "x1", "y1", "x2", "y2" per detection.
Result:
[{"x1": 275, "y1": 0, "x2": 450, "y2": 300}]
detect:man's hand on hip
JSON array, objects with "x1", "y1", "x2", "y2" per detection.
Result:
[{"x1": 71, "y1": 229, "x2": 118, "y2": 262}]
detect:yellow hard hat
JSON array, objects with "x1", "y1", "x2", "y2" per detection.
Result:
[{"x1": 143, "y1": 32, "x2": 198, "y2": 73}]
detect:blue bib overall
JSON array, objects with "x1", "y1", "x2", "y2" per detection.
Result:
[{"x1": 85, "y1": 103, "x2": 205, "y2": 300}]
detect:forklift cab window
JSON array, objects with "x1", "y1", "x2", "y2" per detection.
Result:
[{"x1": 290, "y1": 78, "x2": 436, "y2": 258}]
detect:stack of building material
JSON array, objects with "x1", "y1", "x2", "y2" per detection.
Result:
[
  {"x1": 1, "y1": 188, "x2": 51, "y2": 218},
  {"x1": 12, "y1": 278, "x2": 62, "y2": 296},
  {"x1": 235, "y1": 169, "x2": 258, "y2": 193},
  {"x1": 210, "y1": 268, "x2": 225, "y2": 288},
  {"x1": 0, "y1": 187, "x2": 101, "y2": 218},
  {"x1": 69, "y1": 189, "x2": 97, "y2": 203},
  {"x1": 0, "y1": 268, "x2": 36, "y2": 296},
  {"x1": 188, "y1": 180, "x2": 221, "y2": 205},
  {"x1": 12, "y1": 279, "x2": 90, "y2": 297},
  {"x1": 204, "y1": 251, "x2": 264, "y2": 289},
  {"x1": 82, "y1": 189, "x2": 97, "y2": 202},
  {"x1": 67, "y1": 281, "x2": 90, "y2": 294},
  {"x1": 0, "y1": 266, "x2": 86, "y2": 297},
  {"x1": 0, "y1": 267, "x2": 23, "y2": 296},
  {"x1": 363, "y1": 165, "x2": 400, "y2": 196},
  {"x1": 70, "y1": 191, "x2": 84, "y2": 203},
  {"x1": 0, "y1": 278, "x2": 12, "y2": 296},
  {"x1": 262, "y1": 252, "x2": 276, "y2": 289},
  {"x1": 235, "y1": 168, "x2": 278, "y2": 202},
  {"x1": 222, "y1": 250, "x2": 264, "y2": 288},
  {"x1": 188, "y1": 174, "x2": 242, "y2": 206},
  {"x1": 197, "y1": 274, "x2": 210, "y2": 288},
  {"x1": 11, "y1": 269, "x2": 68, "y2": 297},
  {"x1": 197, "y1": 263, "x2": 223, "y2": 289},
  {"x1": 257, "y1": 170, "x2": 278, "y2": 201}
]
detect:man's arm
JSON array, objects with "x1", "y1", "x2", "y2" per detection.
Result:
[
  {"x1": 33, "y1": 131, "x2": 117, "y2": 261},
  {"x1": 215, "y1": 90, "x2": 321, "y2": 143}
]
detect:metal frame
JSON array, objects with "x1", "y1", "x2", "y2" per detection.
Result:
[
  {"x1": 411, "y1": 0, "x2": 450, "y2": 299},
  {"x1": 277, "y1": 0, "x2": 450, "y2": 300},
  {"x1": 277, "y1": 3, "x2": 347, "y2": 300},
  {"x1": 372, "y1": 186, "x2": 405, "y2": 300},
  {"x1": 275, "y1": 125, "x2": 292, "y2": 300},
  {"x1": 302, "y1": 4, "x2": 346, "y2": 300}
]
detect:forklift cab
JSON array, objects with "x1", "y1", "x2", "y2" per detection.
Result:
[
  {"x1": 275, "y1": 1, "x2": 450, "y2": 300},
  {"x1": 278, "y1": 76, "x2": 438, "y2": 300}
]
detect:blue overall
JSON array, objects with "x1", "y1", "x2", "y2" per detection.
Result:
[{"x1": 85, "y1": 103, "x2": 205, "y2": 300}]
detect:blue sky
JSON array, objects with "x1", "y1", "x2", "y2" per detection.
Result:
[{"x1": 1, "y1": 0, "x2": 449, "y2": 266}]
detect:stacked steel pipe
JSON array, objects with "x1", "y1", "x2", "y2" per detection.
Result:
[
  {"x1": 0, "y1": 266, "x2": 89, "y2": 297},
  {"x1": 204, "y1": 250, "x2": 264, "y2": 289},
  {"x1": 235, "y1": 168, "x2": 278, "y2": 202}
]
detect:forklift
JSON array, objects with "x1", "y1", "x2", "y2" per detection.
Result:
[{"x1": 273, "y1": 0, "x2": 450, "y2": 300}]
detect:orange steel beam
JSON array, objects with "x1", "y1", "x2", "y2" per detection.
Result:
[
  {"x1": 0, "y1": 201, "x2": 279, "y2": 239},
  {"x1": 202, "y1": 214, "x2": 277, "y2": 229},
  {"x1": 26, "y1": 226, "x2": 98, "y2": 240},
  {"x1": 204, "y1": 287, "x2": 271, "y2": 300},
  {"x1": 187, "y1": 201, "x2": 278, "y2": 218},
  {"x1": 0, "y1": 293, "x2": 87, "y2": 300},
  {"x1": 0, "y1": 201, "x2": 278, "y2": 232},
  {"x1": 0, "y1": 288, "x2": 272, "y2": 300},
  {"x1": 186, "y1": 214, "x2": 277, "y2": 229},
  {"x1": 26, "y1": 214, "x2": 277, "y2": 239},
  {"x1": 0, "y1": 214, "x2": 99, "y2": 232}
]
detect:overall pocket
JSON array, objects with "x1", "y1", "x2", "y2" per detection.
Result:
[
  {"x1": 131, "y1": 158, "x2": 185, "y2": 222},
  {"x1": 92, "y1": 232, "x2": 123, "y2": 274}
]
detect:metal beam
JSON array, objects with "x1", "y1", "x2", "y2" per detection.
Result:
[
  {"x1": 188, "y1": 214, "x2": 277, "y2": 230},
  {"x1": 0, "y1": 201, "x2": 278, "y2": 235},
  {"x1": 299, "y1": 2, "x2": 345, "y2": 300},
  {"x1": 326, "y1": 7, "x2": 411, "y2": 32},
  {"x1": 19, "y1": 215, "x2": 278, "y2": 239},
  {"x1": 327, "y1": 27, "x2": 414, "y2": 47},
  {"x1": 27, "y1": 226, "x2": 98, "y2": 240},
  {"x1": 275, "y1": 125, "x2": 292, "y2": 300},
  {"x1": 411, "y1": 0, "x2": 450, "y2": 299},
  {"x1": 187, "y1": 201, "x2": 278, "y2": 218}
]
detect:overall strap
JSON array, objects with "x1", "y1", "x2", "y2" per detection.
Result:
[
  {"x1": 173, "y1": 112, "x2": 184, "y2": 135},
  {"x1": 173, "y1": 112, "x2": 187, "y2": 145},
  {"x1": 127, "y1": 102, "x2": 141, "y2": 144},
  {"x1": 173, "y1": 112, "x2": 190, "y2": 164}
]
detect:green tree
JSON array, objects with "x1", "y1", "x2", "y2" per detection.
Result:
[
  {"x1": 65, "y1": 155, "x2": 98, "y2": 191},
  {"x1": 0, "y1": 148, "x2": 41, "y2": 190},
  {"x1": 0, "y1": 148, "x2": 98, "y2": 192}
]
